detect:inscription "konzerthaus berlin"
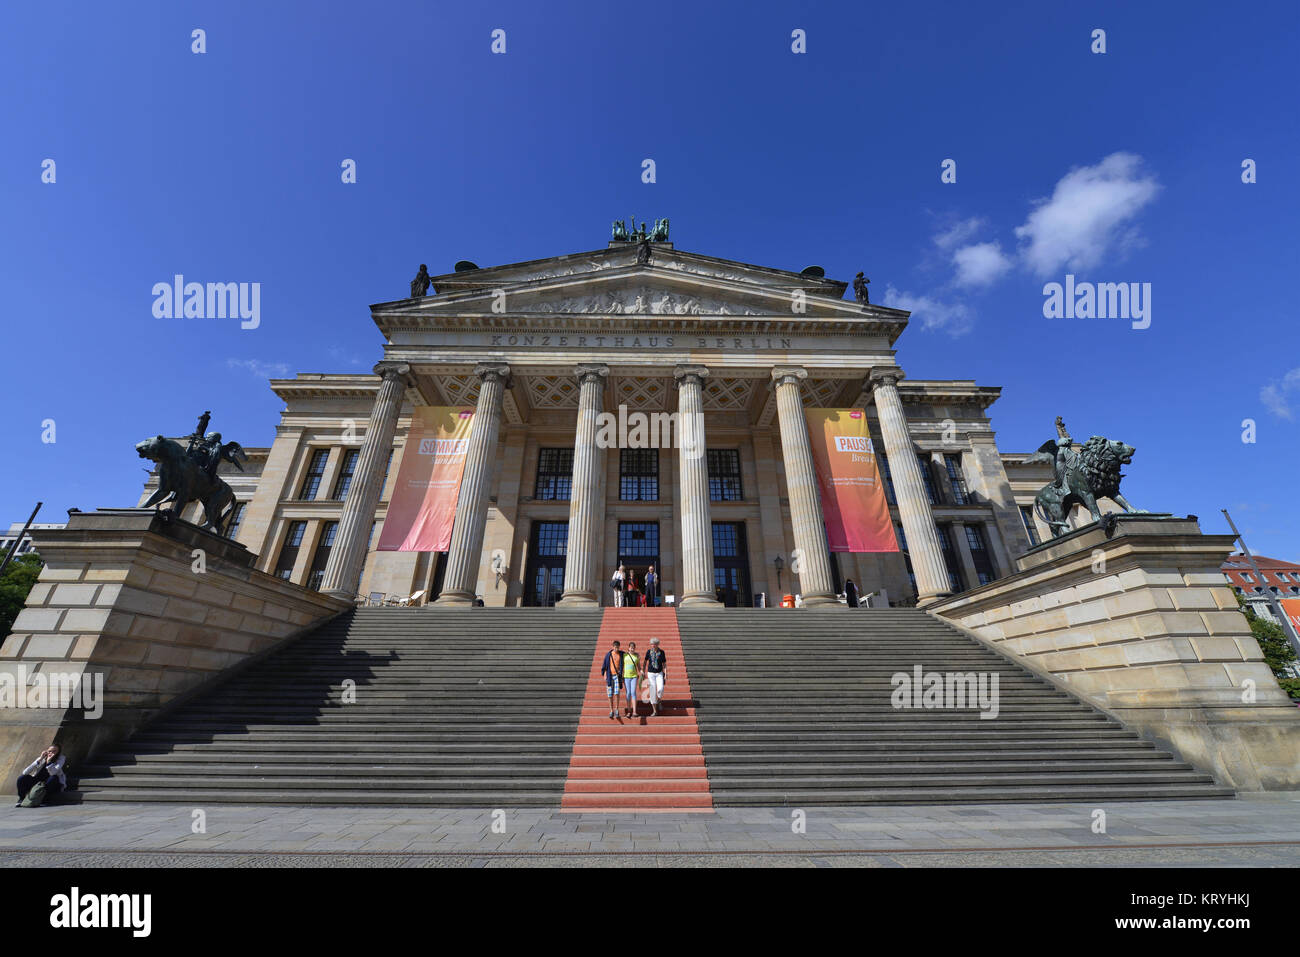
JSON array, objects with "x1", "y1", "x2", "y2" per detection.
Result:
[{"x1": 487, "y1": 334, "x2": 794, "y2": 350}]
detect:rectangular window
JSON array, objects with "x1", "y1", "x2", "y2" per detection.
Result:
[
  {"x1": 534, "y1": 520, "x2": 569, "y2": 557},
  {"x1": 1241, "y1": 572, "x2": 1254, "y2": 583},
  {"x1": 878, "y1": 451, "x2": 897, "y2": 505},
  {"x1": 964, "y1": 524, "x2": 997, "y2": 586},
  {"x1": 935, "y1": 523, "x2": 966, "y2": 593},
  {"x1": 916, "y1": 453, "x2": 939, "y2": 506},
  {"x1": 1019, "y1": 506, "x2": 1040, "y2": 547},
  {"x1": 226, "y1": 502, "x2": 247, "y2": 540},
  {"x1": 332, "y1": 449, "x2": 360, "y2": 501},
  {"x1": 298, "y1": 449, "x2": 330, "y2": 501},
  {"x1": 944, "y1": 454, "x2": 969, "y2": 505},
  {"x1": 618, "y1": 521, "x2": 659, "y2": 567},
  {"x1": 273, "y1": 521, "x2": 307, "y2": 580},
  {"x1": 619, "y1": 448, "x2": 659, "y2": 501},
  {"x1": 707, "y1": 449, "x2": 743, "y2": 501},
  {"x1": 307, "y1": 521, "x2": 338, "y2": 591},
  {"x1": 534, "y1": 448, "x2": 574, "y2": 501}
]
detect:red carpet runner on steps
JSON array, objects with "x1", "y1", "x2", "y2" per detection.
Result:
[{"x1": 561, "y1": 607, "x2": 713, "y2": 811}]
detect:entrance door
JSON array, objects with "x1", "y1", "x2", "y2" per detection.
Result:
[
  {"x1": 618, "y1": 522, "x2": 660, "y2": 602},
  {"x1": 523, "y1": 521, "x2": 568, "y2": 607},
  {"x1": 712, "y1": 521, "x2": 752, "y2": 607}
]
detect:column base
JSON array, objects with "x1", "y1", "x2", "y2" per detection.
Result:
[
  {"x1": 322, "y1": 589, "x2": 357, "y2": 603},
  {"x1": 799, "y1": 594, "x2": 844, "y2": 608},
  {"x1": 557, "y1": 592, "x2": 599, "y2": 607},
  {"x1": 678, "y1": 593, "x2": 723, "y2": 608},
  {"x1": 916, "y1": 592, "x2": 952, "y2": 609},
  {"x1": 434, "y1": 591, "x2": 476, "y2": 607}
]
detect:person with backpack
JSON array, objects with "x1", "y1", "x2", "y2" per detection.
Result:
[
  {"x1": 600, "y1": 640, "x2": 624, "y2": 719},
  {"x1": 621, "y1": 641, "x2": 641, "y2": 718},
  {"x1": 16, "y1": 744, "x2": 66, "y2": 807},
  {"x1": 642, "y1": 637, "x2": 667, "y2": 717},
  {"x1": 611, "y1": 564, "x2": 626, "y2": 607}
]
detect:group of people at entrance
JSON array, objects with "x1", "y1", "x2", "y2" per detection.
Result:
[
  {"x1": 610, "y1": 563, "x2": 658, "y2": 607},
  {"x1": 600, "y1": 637, "x2": 668, "y2": 718}
]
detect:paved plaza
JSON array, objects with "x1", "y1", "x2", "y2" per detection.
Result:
[{"x1": 2, "y1": 795, "x2": 1297, "y2": 867}]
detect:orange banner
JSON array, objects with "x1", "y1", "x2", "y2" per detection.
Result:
[
  {"x1": 805, "y1": 408, "x2": 899, "y2": 553},
  {"x1": 1281, "y1": 599, "x2": 1300, "y2": 635},
  {"x1": 377, "y1": 406, "x2": 474, "y2": 553}
]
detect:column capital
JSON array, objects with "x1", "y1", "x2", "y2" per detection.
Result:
[
  {"x1": 674, "y1": 364, "x2": 709, "y2": 388},
  {"x1": 868, "y1": 366, "x2": 905, "y2": 390},
  {"x1": 474, "y1": 362, "x2": 512, "y2": 388},
  {"x1": 574, "y1": 363, "x2": 610, "y2": 385},
  {"x1": 372, "y1": 361, "x2": 413, "y2": 384},
  {"x1": 771, "y1": 365, "x2": 808, "y2": 389}
]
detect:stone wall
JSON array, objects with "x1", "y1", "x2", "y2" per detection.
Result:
[
  {"x1": 929, "y1": 515, "x2": 1300, "y2": 791},
  {"x1": 0, "y1": 509, "x2": 350, "y2": 787}
]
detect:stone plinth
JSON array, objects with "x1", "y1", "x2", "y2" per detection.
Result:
[
  {"x1": 929, "y1": 515, "x2": 1300, "y2": 790},
  {"x1": 0, "y1": 509, "x2": 349, "y2": 787}
]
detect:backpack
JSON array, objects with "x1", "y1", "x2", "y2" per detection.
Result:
[
  {"x1": 21, "y1": 780, "x2": 48, "y2": 808},
  {"x1": 610, "y1": 576, "x2": 623, "y2": 591}
]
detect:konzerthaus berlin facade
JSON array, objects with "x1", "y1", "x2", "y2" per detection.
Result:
[{"x1": 141, "y1": 239, "x2": 1062, "y2": 608}]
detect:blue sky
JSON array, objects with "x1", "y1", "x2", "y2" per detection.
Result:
[{"x1": 2, "y1": 0, "x2": 1297, "y2": 558}]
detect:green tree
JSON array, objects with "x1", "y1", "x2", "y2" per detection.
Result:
[
  {"x1": 0, "y1": 552, "x2": 43, "y2": 638},
  {"x1": 1237, "y1": 594, "x2": 1300, "y2": 699}
]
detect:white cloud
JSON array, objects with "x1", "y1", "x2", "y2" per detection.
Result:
[
  {"x1": 952, "y1": 241, "x2": 1013, "y2": 288},
  {"x1": 227, "y1": 358, "x2": 291, "y2": 379},
  {"x1": 933, "y1": 217, "x2": 986, "y2": 251},
  {"x1": 882, "y1": 285, "x2": 973, "y2": 337},
  {"x1": 1260, "y1": 367, "x2": 1300, "y2": 420},
  {"x1": 1014, "y1": 152, "x2": 1160, "y2": 276}
]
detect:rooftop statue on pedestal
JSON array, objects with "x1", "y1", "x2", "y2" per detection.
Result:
[
  {"x1": 410, "y1": 264, "x2": 432, "y2": 298},
  {"x1": 136, "y1": 411, "x2": 248, "y2": 537},
  {"x1": 1025, "y1": 416, "x2": 1147, "y2": 538},
  {"x1": 853, "y1": 272, "x2": 870, "y2": 304}
]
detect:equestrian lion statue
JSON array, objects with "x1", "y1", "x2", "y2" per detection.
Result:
[
  {"x1": 136, "y1": 413, "x2": 247, "y2": 537},
  {"x1": 1025, "y1": 417, "x2": 1145, "y2": 538}
]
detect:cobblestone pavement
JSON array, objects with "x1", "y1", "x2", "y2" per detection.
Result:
[{"x1": 2, "y1": 795, "x2": 1298, "y2": 867}]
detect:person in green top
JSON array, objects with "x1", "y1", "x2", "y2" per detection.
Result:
[{"x1": 621, "y1": 641, "x2": 641, "y2": 718}]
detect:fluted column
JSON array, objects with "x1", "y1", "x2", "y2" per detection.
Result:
[
  {"x1": 321, "y1": 361, "x2": 412, "y2": 599},
  {"x1": 674, "y1": 365, "x2": 721, "y2": 608},
  {"x1": 436, "y1": 362, "x2": 510, "y2": 605},
  {"x1": 558, "y1": 363, "x2": 609, "y2": 606},
  {"x1": 771, "y1": 367, "x2": 839, "y2": 608},
  {"x1": 871, "y1": 369, "x2": 952, "y2": 605}
]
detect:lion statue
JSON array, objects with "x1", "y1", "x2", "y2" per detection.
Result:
[
  {"x1": 137, "y1": 434, "x2": 245, "y2": 536},
  {"x1": 1027, "y1": 433, "x2": 1145, "y2": 538}
]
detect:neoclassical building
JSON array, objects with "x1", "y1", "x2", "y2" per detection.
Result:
[{"x1": 142, "y1": 239, "x2": 1062, "y2": 608}]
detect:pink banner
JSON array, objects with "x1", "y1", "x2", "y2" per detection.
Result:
[
  {"x1": 377, "y1": 406, "x2": 474, "y2": 552},
  {"x1": 805, "y1": 408, "x2": 899, "y2": 553}
]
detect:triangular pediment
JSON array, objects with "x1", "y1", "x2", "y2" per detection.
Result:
[{"x1": 372, "y1": 245, "x2": 909, "y2": 339}]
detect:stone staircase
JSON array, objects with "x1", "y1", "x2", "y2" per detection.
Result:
[
  {"x1": 74, "y1": 606, "x2": 1232, "y2": 807},
  {"x1": 75, "y1": 608, "x2": 600, "y2": 805},
  {"x1": 675, "y1": 608, "x2": 1232, "y2": 805}
]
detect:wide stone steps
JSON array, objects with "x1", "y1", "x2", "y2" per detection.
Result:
[
  {"x1": 676, "y1": 609, "x2": 1231, "y2": 804},
  {"x1": 75, "y1": 607, "x2": 1234, "y2": 807}
]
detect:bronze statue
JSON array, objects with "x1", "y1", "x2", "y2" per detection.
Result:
[
  {"x1": 410, "y1": 264, "x2": 432, "y2": 298},
  {"x1": 853, "y1": 272, "x2": 870, "y2": 304},
  {"x1": 612, "y1": 220, "x2": 629, "y2": 242},
  {"x1": 1025, "y1": 417, "x2": 1146, "y2": 537},
  {"x1": 137, "y1": 413, "x2": 248, "y2": 537},
  {"x1": 648, "y1": 218, "x2": 670, "y2": 242},
  {"x1": 637, "y1": 238, "x2": 652, "y2": 264}
]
